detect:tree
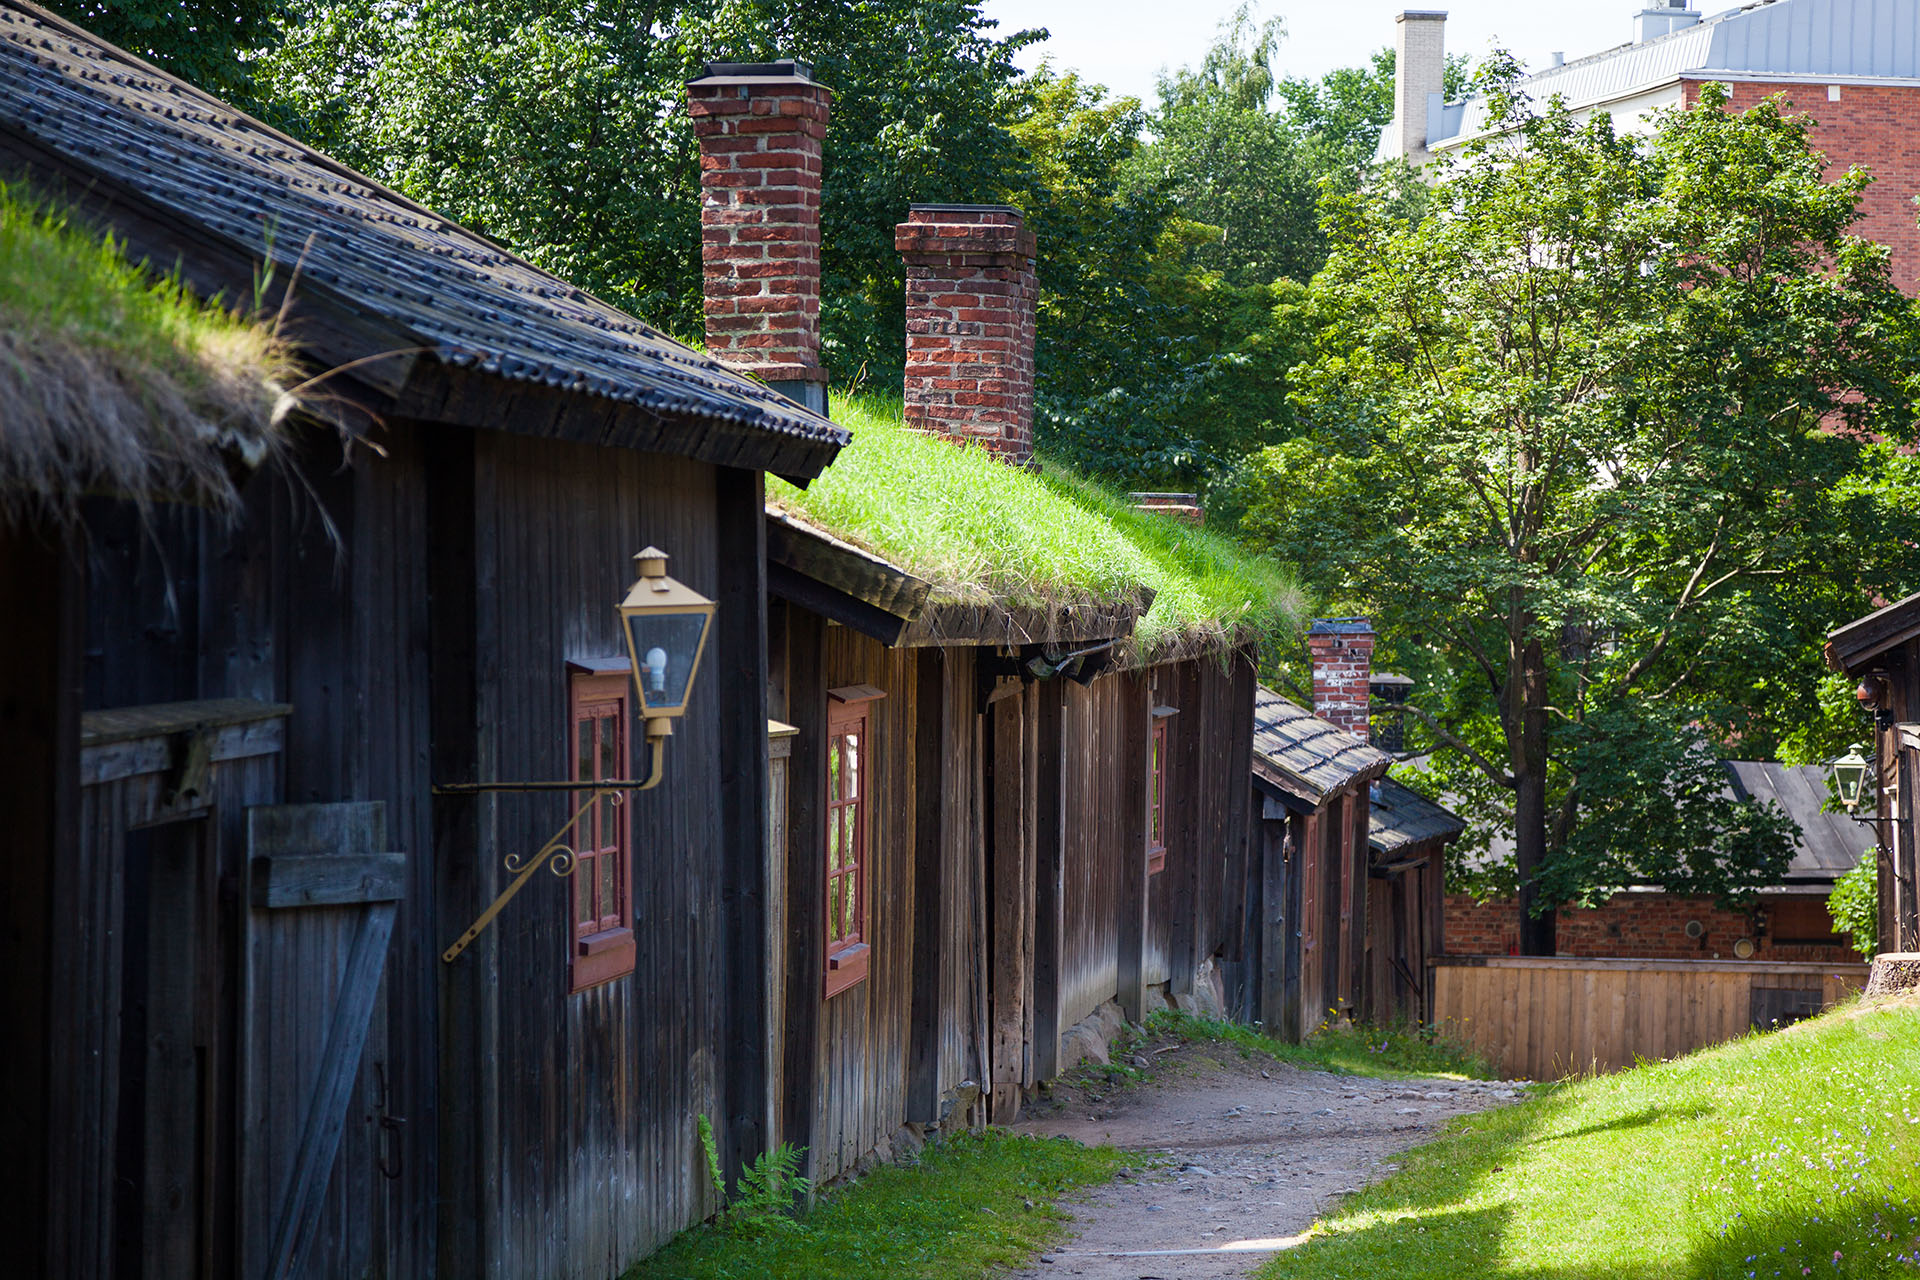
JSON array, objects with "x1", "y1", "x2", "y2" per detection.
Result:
[
  {"x1": 45, "y1": 0, "x2": 287, "y2": 104},
  {"x1": 259, "y1": 0, "x2": 1036, "y2": 372},
  {"x1": 1243, "y1": 71, "x2": 1920, "y2": 949}
]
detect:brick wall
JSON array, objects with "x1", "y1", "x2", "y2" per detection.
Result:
[
  {"x1": 894, "y1": 205, "x2": 1038, "y2": 465},
  {"x1": 1684, "y1": 78, "x2": 1920, "y2": 295},
  {"x1": 1445, "y1": 892, "x2": 1859, "y2": 964},
  {"x1": 1308, "y1": 618, "x2": 1375, "y2": 740},
  {"x1": 686, "y1": 61, "x2": 831, "y2": 406}
]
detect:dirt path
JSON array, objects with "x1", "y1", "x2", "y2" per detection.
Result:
[{"x1": 1005, "y1": 1041, "x2": 1521, "y2": 1280}]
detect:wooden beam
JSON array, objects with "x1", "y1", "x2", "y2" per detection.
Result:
[
  {"x1": 1827, "y1": 591, "x2": 1920, "y2": 675},
  {"x1": 764, "y1": 514, "x2": 931, "y2": 623},
  {"x1": 1115, "y1": 674, "x2": 1152, "y2": 1022},
  {"x1": 0, "y1": 522, "x2": 79, "y2": 1280},
  {"x1": 906, "y1": 650, "x2": 947, "y2": 1123},
  {"x1": 251, "y1": 854, "x2": 407, "y2": 907},
  {"x1": 1030, "y1": 684, "x2": 1066, "y2": 1083},
  {"x1": 780, "y1": 609, "x2": 827, "y2": 1178},
  {"x1": 767, "y1": 564, "x2": 912, "y2": 646},
  {"x1": 716, "y1": 466, "x2": 773, "y2": 1184}
]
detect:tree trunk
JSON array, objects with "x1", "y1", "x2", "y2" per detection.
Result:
[{"x1": 1512, "y1": 638, "x2": 1556, "y2": 956}]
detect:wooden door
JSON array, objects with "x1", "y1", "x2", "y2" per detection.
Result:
[
  {"x1": 112, "y1": 815, "x2": 230, "y2": 1280},
  {"x1": 238, "y1": 803, "x2": 403, "y2": 1280}
]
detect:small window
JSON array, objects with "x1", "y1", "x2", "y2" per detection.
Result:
[
  {"x1": 570, "y1": 671, "x2": 635, "y2": 991},
  {"x1": 824, "y1": 686, "x2": 883, "y2": 996},
  {"x1": 1147, "y1": 714, "x2": 1169, "y2": 875}
]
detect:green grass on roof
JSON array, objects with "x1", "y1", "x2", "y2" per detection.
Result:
[
  {"x1": 0, "y1": 181, "x2": 292, "y2": 519},
  {"x1": 767, "y1": 395, "x2": 1307, "y2": 658}
]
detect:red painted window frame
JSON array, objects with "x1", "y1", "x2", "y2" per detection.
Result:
[
  {"x1": 569, "y1": 670, "x2": 636, "y2": 992},
  {"x1": 1147, "y1": 713, "x2": 1169, "y2": 875},
  {"x1": 824, "y1": 686, "x2": 883, "y2": 997}
]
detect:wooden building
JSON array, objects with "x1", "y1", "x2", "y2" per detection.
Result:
[
  {"x1": 1365, "y1": 778, "x2": 1462, "y2": 1022},
  {"x1": 1825, "y1": 592, "x2": 1920, "y2": 955},
  {"x1": 0, "y1": 9, "x2": 847, "y2": 1277},
  {"x1": 761, "y1": 452, "x2": 1265, "y2": 1184},
  {"x1": 1246, "y1": 687, "x2": 1392, "y2": 1040}
]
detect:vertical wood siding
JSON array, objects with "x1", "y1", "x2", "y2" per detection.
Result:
[{"x1": 1432, "y1": 958, "x2": 1871, "y2": 1079}]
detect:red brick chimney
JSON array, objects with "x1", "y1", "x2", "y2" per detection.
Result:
[
  {"x1": 686, "y1": 60, "x2": 831, "y2": 413},
  {"x1": 1308, "y1": 618, "x2": 1375, "y2": 740},
  {"x1": 894, "y1": 204, "x2": 1037, "y2": 465}
]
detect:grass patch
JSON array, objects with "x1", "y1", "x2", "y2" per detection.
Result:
[
  {"x1": 1254, "y1": 999, "x2": 1920, "y2": 1279},
  {"x1": 1126, "y1": 1008, "x2": 1493, "y2": 1081},
  {"x1": 768, "y1": 394, "x2": 1307, "y2": 660},
  {"x1": 625, "y1": 1130, "x2": 1127, "y2": 1280},
  {"x1": 0, "y1": 180, "x2": 292, "y2": 519}
]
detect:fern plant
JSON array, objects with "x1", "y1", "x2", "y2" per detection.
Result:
[{"x1": 729, "y1": 1143, "x2": 812, "y2": 1232}]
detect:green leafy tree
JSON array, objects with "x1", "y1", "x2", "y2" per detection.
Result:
[
  {"x1": 260, "y1": 0, "x2": 1036, "y2": 371},
  {"x1": 1827, "y1": 855, "x2": 1878, "y2": 957},
  {"x1": 1244, "y1": 69, "x2": 1919, "y2": 949},
  {"x1": 46, "y1": 0, "x2": 287, "y2": 104}
]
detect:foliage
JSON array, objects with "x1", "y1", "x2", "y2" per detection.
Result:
[
  {"x1": 726, "y1": 1143, "x2": 812, "y2": 1233},
  {"x1": 625, "y1": 1130, "x2": 1127, "y2": 1279},
  {"x1": 1828, "y1": 856, "x2": 1879, "y2": 958},
  {"x1": 1242, "y1": 70, "x2": 1920, "y2": 930},
  {"x1": 767, "y1": 394, "x2": 1308, "y2": 660},
  {"x1": 1132, "y1": 1008, "x2": 1493, "y2": 1081},
  {"x1": 260, "y1": 0, "x2": 1036, "y2": 366},
  {"x1": 696, "y1": 1114, "x2": 725, "y2": 1204},
  {"x1": 44, "y1": 0, "x2": 287, "y2": 105},
  {"x1": 1255, "y1": 998, "x2": 1920, "y2": 1279}
]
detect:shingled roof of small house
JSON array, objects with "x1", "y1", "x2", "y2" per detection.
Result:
[
  {"x1": 1369, "y1": 776, "x2": 1466, "y2": 856},
  {"x1": 1252, "y1": 686, "x2": 1392, "y2": 807},
  {"x1": 0, "y1": 0, "x2": 848, "y2": 479}
]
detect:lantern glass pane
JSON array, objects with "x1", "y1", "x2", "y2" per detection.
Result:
[{"x1": 623, "y1": 610, "x2": 709, "y2": 713}]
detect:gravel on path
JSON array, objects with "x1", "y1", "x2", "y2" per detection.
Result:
[{"x1": 1003, "y1": 1041, "x2": 1521, "y2": 1280}]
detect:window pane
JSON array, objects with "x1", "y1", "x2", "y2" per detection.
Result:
[
  {"x1": 829, "y1": 735, "x2": 842, "y2": 803},
  {"x1": 600, "y1": 846, "x2": 615, "y2": 926},
  {"x1": 600, "y1": 713, "x2": 619, "y2": 783},
  {"x1": 575, "y1": 854, "x2": 593, "y2": 928},
  {"x1": 578, "y1": 718, "x2": 593, "y2": 783},
  {"x1": 845, "y1": 731, "x2": 860, "y2": 800},
  {"x1": 829, "y1": 873, "x2": 846, "y2": 943}
]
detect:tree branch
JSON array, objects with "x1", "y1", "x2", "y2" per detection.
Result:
[{"x1": 1403, "y1": 703, "x2": 1516, "y2": 787}]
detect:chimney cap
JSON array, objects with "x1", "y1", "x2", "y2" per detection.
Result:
[
  {"x1": 907, "y1": 203, "x2": 1025, "y2": 217},
  {"x1": 1369, "y1": 672, "x2": 1416, "y2": 688},
  {"x1": 1396, "y1": 9, "x2": 1449, "y2": 20},
  {"x1": 690, "y1": 58, "x2": 817, "y2": 84},
  {"x1": 1309, "y1": 617, "x2": 1376, "y2": 636}
]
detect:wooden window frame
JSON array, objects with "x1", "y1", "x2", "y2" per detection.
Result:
[
  {"x1": 569, "y1": 668, "x2": 636, "y2": 992},
  {"x1": 1148, "y1": 705, "x2": 1176, "y2": 875},
  {"x1": 824, "y1": 685, "x2": 885, "y2": 997}
]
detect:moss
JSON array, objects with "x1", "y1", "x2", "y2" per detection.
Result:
[{"x1": 769, "y1": 394, "x2": 1307, "y2": 660}]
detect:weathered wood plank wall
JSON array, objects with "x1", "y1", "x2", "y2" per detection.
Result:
[{"x1": 1432, "y1": 957, "x2": 1873, "y2": 1080}]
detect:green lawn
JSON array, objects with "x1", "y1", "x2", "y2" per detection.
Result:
[
  {"x1": 1256, "y1": 998, "x2": 1920, "y2": 1280},
  {"x1": 625, "y1": 1131, "x2": 1126, "y2": 1280}
]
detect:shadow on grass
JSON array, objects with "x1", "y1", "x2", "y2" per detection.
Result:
[{"x1": 1538, "y1": 1102, "x2": 1714, "y2": 1145}]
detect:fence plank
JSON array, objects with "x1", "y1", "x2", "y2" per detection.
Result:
[{"x1": 1433, "y1": 958, "x2": 1872, "y2": 1080}]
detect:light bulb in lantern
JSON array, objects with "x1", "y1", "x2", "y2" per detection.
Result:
[{"x1": 647, "y1": 647, "x2": 668, "y2": 695}]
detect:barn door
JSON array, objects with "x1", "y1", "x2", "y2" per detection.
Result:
[{"x1": 238, "y1": 803, "x2": 403, "y2": 1280}]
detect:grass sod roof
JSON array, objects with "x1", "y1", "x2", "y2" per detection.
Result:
[
  {"x1": 0, "y1": 182, "x2": 294, "y2": 523},
  {"x1": 767, "y1": 396, "x2": 1307, "y2": 662}
]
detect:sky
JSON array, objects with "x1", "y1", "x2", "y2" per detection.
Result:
[{"x1": 976, "y1": 0, "x2": 1754, "y2": 105}]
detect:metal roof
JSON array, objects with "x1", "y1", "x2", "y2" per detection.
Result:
[
  {"x1": 1369, "y1": 777, "x2": 1465, "y2": 855},
  {"x1": 1251, "y1": 687, "x2": 1392, "y2": 806},
  {"x1": 0, "y1": 1, "x2": 849, "y2": 470},
  {"x1": 1434, "y1": 0, "x2": 1920, "y2": 149},
  {"x1": 1723, "y1": 761, "x2": 1872, "y2": 882}
]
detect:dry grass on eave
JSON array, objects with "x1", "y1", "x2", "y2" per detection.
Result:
[
  {"x1": 768, "y1": 396, "x2": 1308, "y2": 660},
  {"x1": 0, "y1": 183, "x2": 295, "y2": 523}
]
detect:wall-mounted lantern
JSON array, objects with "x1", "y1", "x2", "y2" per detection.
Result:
[
  {"x1": 437, "y1": 547, "x2": 715, "y2": 964},
  {"x1": 1828, "y1": 745, "x2": 1871, "y2": 814},
  {"x1": 619, "y1": 547, "x2": 715, "y2": 723}
]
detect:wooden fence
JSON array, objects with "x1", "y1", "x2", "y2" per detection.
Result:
[{"x1": 1431, "y1": 956, "x2": 1873, "y2": 1080}]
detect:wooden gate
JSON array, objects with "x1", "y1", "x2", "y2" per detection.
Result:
[{"x1": 239, "y1": 803, "x2": 404, "y2": 1280}]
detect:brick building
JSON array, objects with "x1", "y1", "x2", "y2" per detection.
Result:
[
  {"x1": 1445, "y1": 760, "x2": 1868, "y2": 964},
  {"x1": 1379, "y1": 0, "x2": 1920, "y2": 291}
]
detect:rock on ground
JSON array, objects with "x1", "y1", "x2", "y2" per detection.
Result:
[{"x1": 1005, "y1": 1042, "x2": 1519, "y2": 1280}]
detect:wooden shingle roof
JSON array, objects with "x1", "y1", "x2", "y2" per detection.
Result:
[
  {"x1": 1251, "y1": 686, "x2": 1391, "y2": 807},
  {"x1": 1368, "y1": 777, "x2": 1465, "y2": 856},
  {"x1": 0, "y1": 0, "x2": 848, "y2": 478},
  {"x1": 1826, "y1": 591, "x2": 1920, "y2": 676}
]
